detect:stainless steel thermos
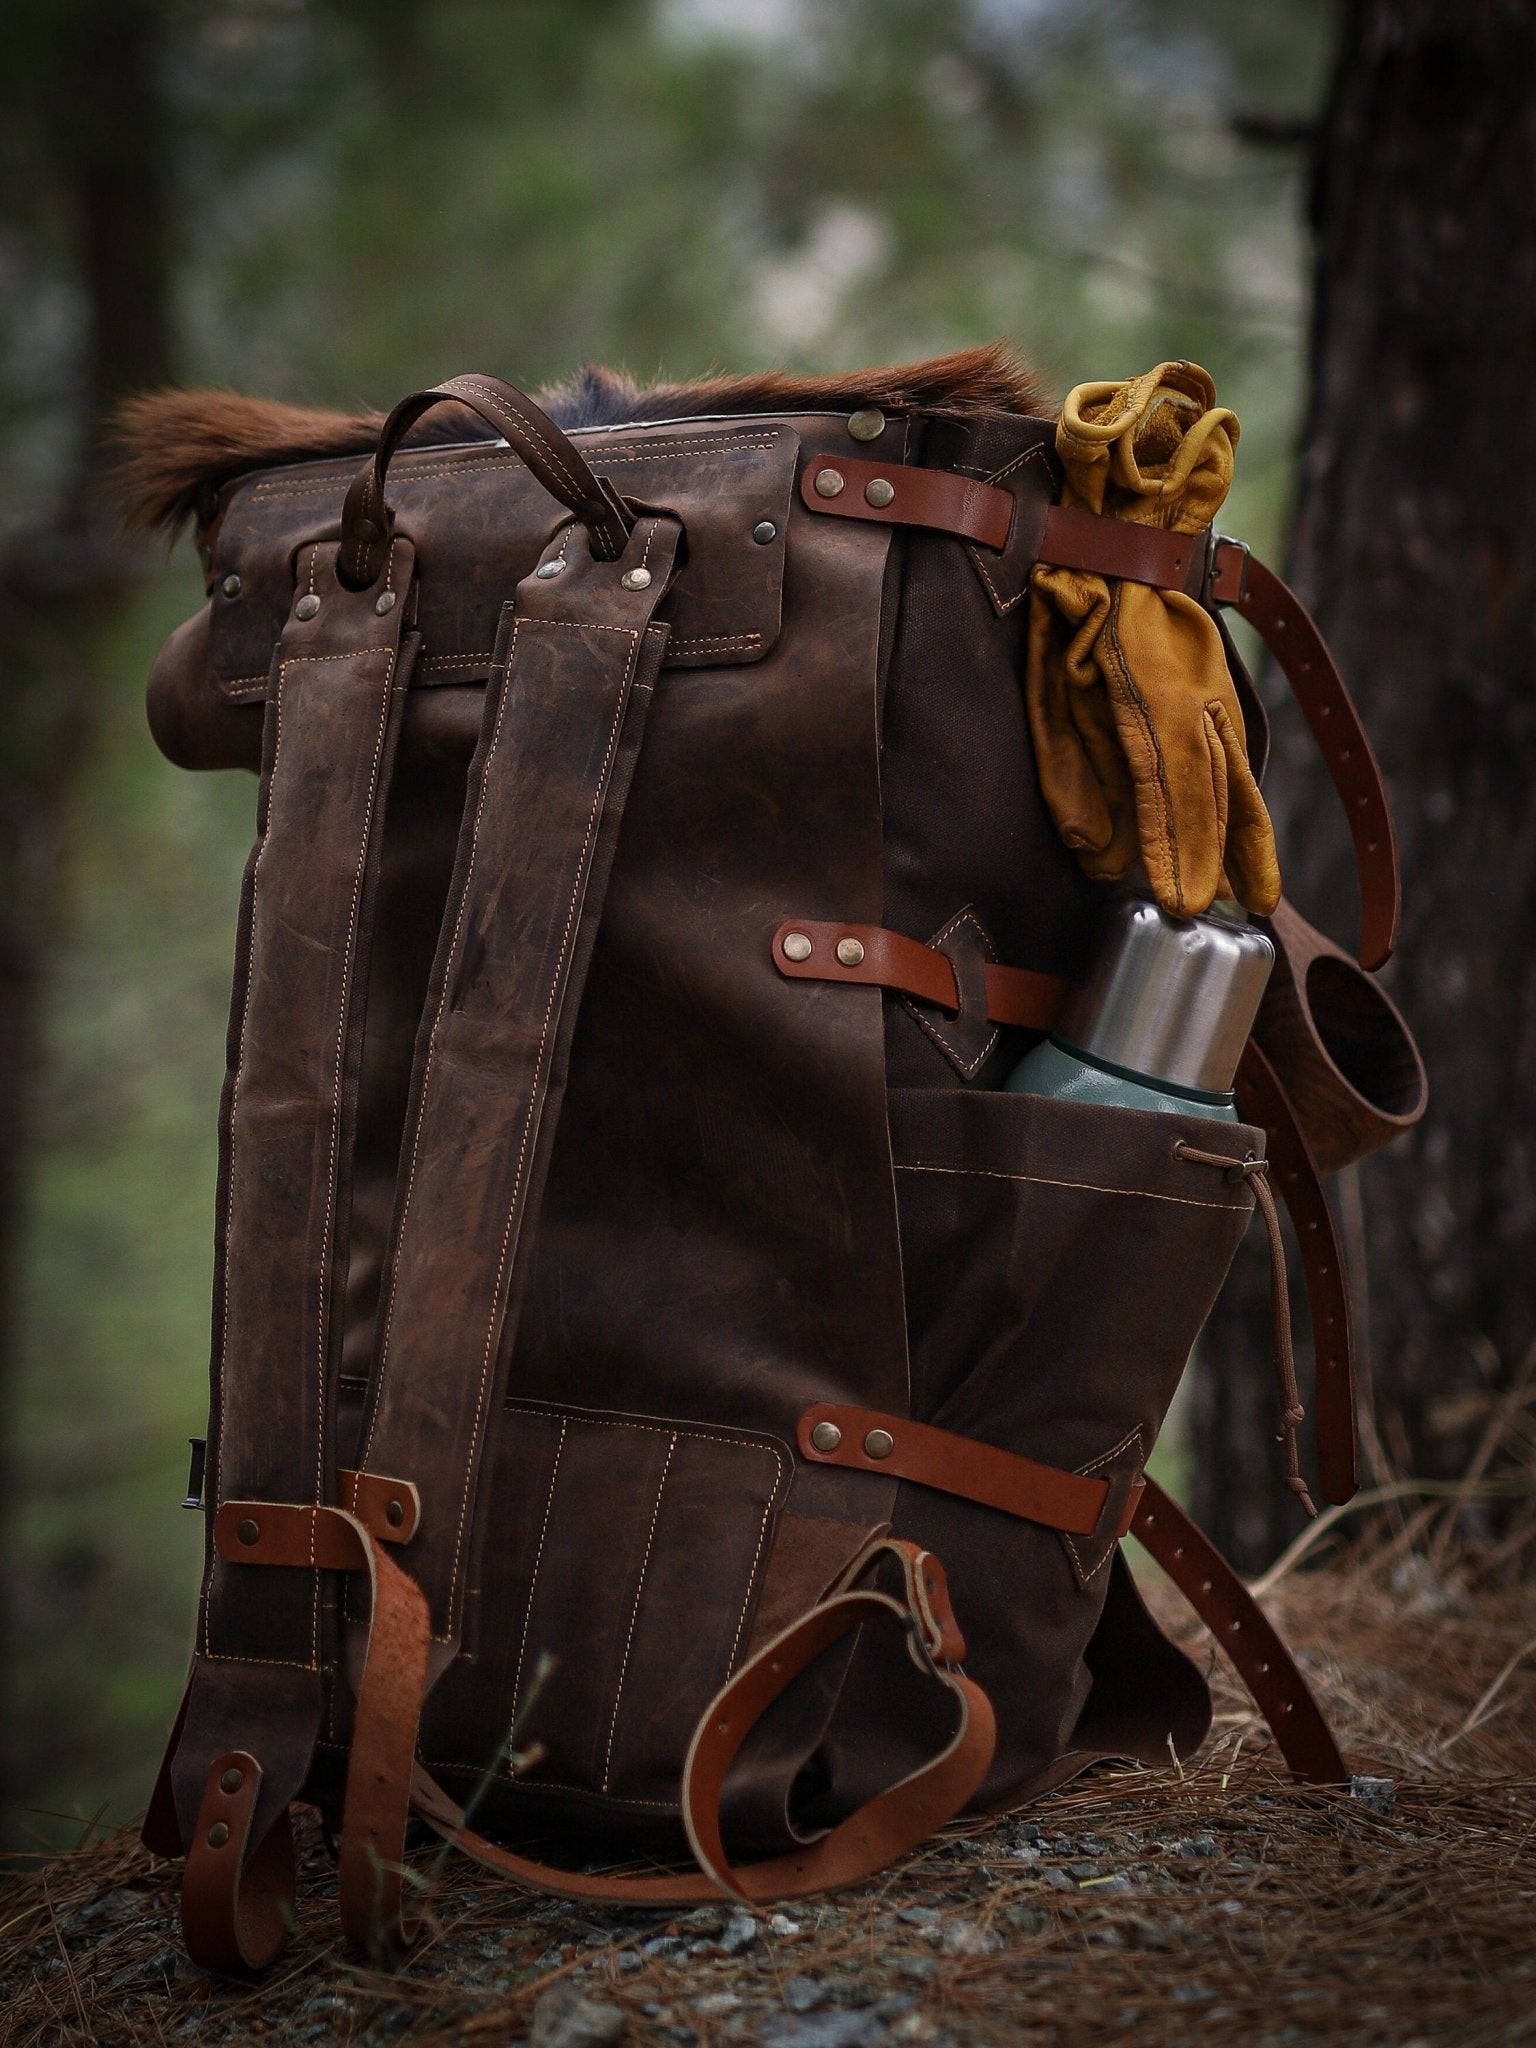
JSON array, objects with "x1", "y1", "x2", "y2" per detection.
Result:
[{"x1": 1006, "y1": 897, "x2": 1275, "y2": 1121}]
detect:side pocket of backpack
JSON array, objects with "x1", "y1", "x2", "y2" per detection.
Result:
[{"x1": 832, "y1": 1085, "x2": 1258, "y2": 1811}]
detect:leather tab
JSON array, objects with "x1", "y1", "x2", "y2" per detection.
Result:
[
  {"x1": 214, "y1": 1501, "x2": 372, "y2": 1571},
  {"x1": 797, "y1": 1404, "x2": 1144, "y2": 1540},
  {"x1": 337, "y1": 1469, "x2": 422, "y2": 1544},
  {"x1": 181, "y1": 1754, "x2": 296, "y2": 1972},
  {"x1": 799, "y1": 455, "x2": 1014, "y2": 550}
]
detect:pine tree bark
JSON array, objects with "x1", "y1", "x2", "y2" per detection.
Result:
[
  {"x1": 1192, "y1": 0, "x2": 1536, "y2": 1569},
  {"x1": 0, "y1": 0, "x2": 176, "y2": 1832}
]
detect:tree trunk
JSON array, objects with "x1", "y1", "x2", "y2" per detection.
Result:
[
  {"x1": 0, "y1": 0, "x2": 176, "y2": 1831},
  {"x1": 1192, "y1": 0, "x2": 1536, "y2": 1570}
]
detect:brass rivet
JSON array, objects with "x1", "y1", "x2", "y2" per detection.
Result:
[
  {"x1": 294, "y1": 594, "x2": 321, "y2": 621},
  {"x1": 386, "y1": 1498, "x2": 405, "y2": 1528},
  {"x1": 863, "y1": 1428, "x2": 895, "y2": 1459},
  {"x1": 752, "y1": 520, "x2": 777, "y2": 545},
  {"x1": 810, "y1": 1422, "x2": 843, "y2": 1454},
  {"x1": 863, "y1": 478, "x2": 895, "y2": 509},
  {"x1": 836, "y1": 937, "x2": 866, "y2": 967},
  {"x1": 813, "y1": 468, "x2": 845, "y2": 498},
  {"x1": 781, "y1": 931, "x2": 813, "y2": 963},
  {"x1": 374, "y1": 590, "x2": 396, "y2": 615},
  {"x1": 354, "y1": 517, "x2": 381, "y2": 541},
  {"x1": 236, "y1": 1518, "x2": 260, "y2": 1546},
  {"x1": 620, "y1": 567, "x2": 652, "y2": 591},
  {"x1": 206, "y1": 1821, "x2": 231, "y2": 1848},
  {"x1": 535, "y1": 559, "x2": 565, "y2": 579},
  {"x1": 219, "y1": 1767, "x2": 244, "y2": 1794},
  {"x1": 848, "y1": 408, "x2": 885, "y2": 442},
  {"x1": 221, "y1": 574, "x2": 242, "y2": 599}
]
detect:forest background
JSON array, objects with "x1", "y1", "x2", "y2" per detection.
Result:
[{"x1": 0, "y1": 0, "x2": 1482, "y2": 1857}]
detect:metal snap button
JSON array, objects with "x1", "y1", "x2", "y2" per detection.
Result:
[
  {"x1": 813, "y1": 468, "x2": 846, "y2": 498},
  {"x1": 810, "y1": 1422, "x2": 843, "y2": 1453},
  {"x1": 781, "y1": 932, "x2": 813, "y2": 962}
]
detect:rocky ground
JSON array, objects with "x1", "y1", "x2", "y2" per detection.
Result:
[{"x1": 4, "y1": 1553, "x2": 1534, "y2": 2048}]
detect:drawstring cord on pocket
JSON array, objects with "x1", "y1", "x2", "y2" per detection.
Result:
[{"x1": 1174, "y1": 1142, "x2": 1319, "y2": 1519}]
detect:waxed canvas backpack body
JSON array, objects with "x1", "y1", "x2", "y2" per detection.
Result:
[{"x1": 119, "y1": 346, "x2": 1425, "y2": 1966}]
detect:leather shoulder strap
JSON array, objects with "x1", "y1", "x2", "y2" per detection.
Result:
[
  {"x1": 164, "y1": 540, "x2": 417, "y2": 1958},
  {"x1": 352, "y1": 513, "x2": 683, "y2": 1656}
]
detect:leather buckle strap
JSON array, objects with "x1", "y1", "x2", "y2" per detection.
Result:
[
  {"x1": 1033, "y1": 505, "x2": 1399, "y2": 969},
  {"x1": 772, "y1": 919, "x2": 1067, "y2": 1033},
  {"x1": 1131, "y1": 1480, "x2": 1347, "y2": 1785},
  {"x1": 799, "y1": 454, "x2": 1015, "y2": 550},
  {"x1": 796, "y1": 1404, "x2": 1145, "y2": 1540},
  {"x1": 404, "y1": 1535, "x2": 995, "y2": 1909}
]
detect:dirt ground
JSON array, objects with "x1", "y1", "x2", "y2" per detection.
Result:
[{"x1": 4, "y1": 1544, "x2": 1534, "y2": 2048}]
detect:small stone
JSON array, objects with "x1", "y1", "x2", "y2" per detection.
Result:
[
  {"x1": 759, "y1": 2010, "x2": 888, "y2": 2048},
  {"x1": 615, "y1": 1951, "x2": 643, "y2": 1972},
  {"x1": 1350, "y1": 1774, "x2": 1397, "y2": 1815},
  {"x1": 720, "y1": 1910, "x2": 760, "y2": 1953},
  {"x1": 897, "y1": 1906, "x2": 940, "y2": 1925},
  {"x1": 1038, "y1": 1866, "x2": 1076, "y2": 1890},
  {"x1": 768, "y1": 1911, "x2": 801, "y2": 1936},
  {"x1": 1176, "y1": 1834, "x2": 1218, "y2": 1859},
  {"x1": 693, "y1": 1992, "x2": 741, "y2": 2017},
  {"x1": 940, "y1": 1919, "x2": 1001, "y2": 1957},
  {"x1": 785, "y1": 1976, "x2": 826, "y2": 2012},
  {"x1": 529, "y1": 1984, "x2": 627, "y2": 2048},
  {"x1": 641, "y1": 1934, "x2": 684, "y2": 1956}
]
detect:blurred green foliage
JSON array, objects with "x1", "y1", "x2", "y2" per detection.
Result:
[{"x1": 5, "y1": 0, "x2": 1329, "y2": 1846}]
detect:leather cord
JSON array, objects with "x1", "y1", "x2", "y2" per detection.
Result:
[
  {"x1": 1235, "y1": 1042, "x2": 1359, "y2": 1506},
  {"x1": 339, "y1": 373, "x2": 635, "y2": 587},
  {"x1": 1173, "y1": 1149, "x2": 1318, "y2": 1518}
]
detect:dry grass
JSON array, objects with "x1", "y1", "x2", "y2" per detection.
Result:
[{"x1": 4, "y1": 1532, "x2": 1533, "y2": 2048}]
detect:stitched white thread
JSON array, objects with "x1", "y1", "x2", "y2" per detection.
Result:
[
  {"x1": 892, "y1": 1161, "x2": 1244, "y2": 1211},
  {"x1": 360, "y1": 620, "x2": 526, "y2": 1475},
  {"x1": 505, "y1": 1401, "x2": 786, "y2": 1472},
  {"x1": 309, "y1": 628, "x2": 400, "y2": 1654},
  {"x1": 726, "y1": 1495, "x2": 776, "y2": 1672},
  {"x1": 204, "y1": 651, "x2": 289, "y2": 1659},
  {"x1": 1063, "y1": 1426, "x2": 1145, "y2": 1585},
  {"x1": 508, "y1": 1419, "x2": 566, "y2": 1725},
  {"x1": 600, "y1": 1432, "x2": 676, "y2": 1793},
  {"x1": 440, "y1": 628, "x2": 643, "y2": 1639},
  {"x1": 901, "y1": 906, "x2": 999, "y2": 1079},
  {"x1": 967, "y1": 445, "x2": 1049, "y2": 615},
  {"x1": 249, "y1": 439, "x2": 778, "y2": 503}
]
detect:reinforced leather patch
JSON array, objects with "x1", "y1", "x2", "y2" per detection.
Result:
[{"x1": 207, "y1": 420, "x2": 799, "y2": 696}]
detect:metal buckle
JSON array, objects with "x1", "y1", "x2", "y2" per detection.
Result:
[
  {"x1": 1203, "y1": 531, "x2": 1250, "y2": 609},
  {"x1": 183, "y1": 1436, "x2": 208, "y2": 1511}
]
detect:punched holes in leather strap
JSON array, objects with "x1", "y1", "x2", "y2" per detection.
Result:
[
  {"x1": 797, "y1": 1405, "x2": 1144, "y2": 1540},
  {"x1": 799, "y1": 456, "x2": 1014, "y2": 551}
]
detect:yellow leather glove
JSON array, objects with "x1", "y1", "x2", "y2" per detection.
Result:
[{"x1": 1025, "y1": 361, "x2": 1281, "y2": 918}]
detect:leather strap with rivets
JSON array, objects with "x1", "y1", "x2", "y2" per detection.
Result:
[
  {"x1": 802, "y1": 472, "x2": 1399, "y2": 970},
  {"x1": 771, "y1": 919, "x2": 1067, "y2": 1032},
  {"x1": 795, "y1": 1403, "x2": 1145, "y2": 1538}
]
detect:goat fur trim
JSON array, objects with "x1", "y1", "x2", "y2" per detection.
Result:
[{"x1": 111, "y1": 343, "x2": 1050, "y2": 536}]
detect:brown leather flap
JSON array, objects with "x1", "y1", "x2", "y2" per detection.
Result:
[{"x1": 205, "y1": 419, "x2": 799, "y2": 699}]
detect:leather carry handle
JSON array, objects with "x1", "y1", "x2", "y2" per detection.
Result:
[{"x1": 338, "y1": 373, "x2": 635, "y2": 587}]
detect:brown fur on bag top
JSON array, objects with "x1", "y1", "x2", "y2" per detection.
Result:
[{"x1": 110, "y1": 342, "x2": 1051, "y2": 537}]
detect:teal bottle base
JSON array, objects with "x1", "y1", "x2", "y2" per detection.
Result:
[{"x1": 1005, "y1": 1037, "x2": 1238, "y2": 1121}]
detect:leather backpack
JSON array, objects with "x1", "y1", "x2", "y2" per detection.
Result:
[{"x1": 119, "y1": 346, "x2": 1426, "y2": 1968}]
